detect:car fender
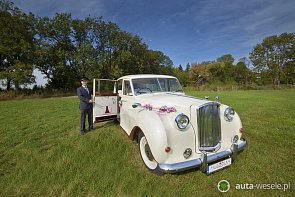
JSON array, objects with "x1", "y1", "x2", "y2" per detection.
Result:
[{"x1": 135, "y1": 110, "x2": 168, "y2": 164}]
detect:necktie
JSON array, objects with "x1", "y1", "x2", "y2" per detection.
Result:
[{"x1": 84, "y1": 86, "x2": 89, "y2": 94}]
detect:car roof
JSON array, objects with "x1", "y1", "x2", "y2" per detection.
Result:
[{"x1": 117, "y1": 74, "x2": 177, "y2": 80}]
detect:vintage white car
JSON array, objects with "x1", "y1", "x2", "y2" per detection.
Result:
[{"x1": 92, "y1": 74, "x2": 247, "y2": 175}]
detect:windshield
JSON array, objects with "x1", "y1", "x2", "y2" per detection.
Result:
[{"x1": 132, "y1": 78, "x2": 183, "y2": 95}]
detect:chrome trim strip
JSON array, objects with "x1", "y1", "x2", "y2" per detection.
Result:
[
  {"x1": 158, "y1": 140, "x2": 247, "y2": 173},
  {"x1": 238, "y1": 140, "x2": 247, "y2": 150},
  {"x1": 199, "y1": 142, "x2": 221, "y2": 152},
  {"x1": 159, "y1": 158, "x2": 202, "y2": 172},
  {"x1": 198, "y1": 101, "x2": 220, "y2": 109}
]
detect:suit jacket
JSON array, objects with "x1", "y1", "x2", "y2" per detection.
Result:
[{"x1": 77, "y1": 86, "x2": 93, "y2": 110}]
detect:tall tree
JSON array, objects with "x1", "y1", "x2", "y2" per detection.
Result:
[
  {"x1": 0, "y1": 0, "x2": 36, "y2": 90},
  {"x1": 249, "y1": 33, "x2": 295, "y2": 86},
  {"x1": 34, "y1": 13, "x2": 77, "y2": 89},
  {"x1": 34, "y1": 13, "x2": 175, "y2": 89},
  {"x1": 207, "y1": 62, "x2": 225, "y2": 82},
  {"x1": 234, "y1": 61, "x2": 251, "y2": 85},
  {"x1": 216, "y1": 54, "x2": 235, "y2": 81},
  {"x1": 1, "y1": 1, "x2": 177, "y2": 91}
]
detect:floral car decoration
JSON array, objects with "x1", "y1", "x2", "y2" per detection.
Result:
[
  {"x1": 143, "y1": 104, "x2": 177, "y2": 113},
  {"x1": 93, "y1": 75, "x2": 247, "y2": 175}
]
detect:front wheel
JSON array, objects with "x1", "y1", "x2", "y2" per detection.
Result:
[{"x1": 138, "y1": 132, "x2": 164, "y2": 175}]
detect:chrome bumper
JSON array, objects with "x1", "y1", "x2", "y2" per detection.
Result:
[{"x1": 158, "y1": 140, "x2": 247, "y2": 173}]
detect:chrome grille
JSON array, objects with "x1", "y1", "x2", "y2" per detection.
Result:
[{"x1": 197, "y1": 102, "x2": 221, "y2": 152}]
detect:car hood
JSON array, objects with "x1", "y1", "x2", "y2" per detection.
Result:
[{"x1": 136, "y1": 93, "x2": 211, "y2": 108}]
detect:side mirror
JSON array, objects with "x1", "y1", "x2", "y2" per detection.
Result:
[{"x1": 216, "y1": 96, "x2": 219, "y2": 102}]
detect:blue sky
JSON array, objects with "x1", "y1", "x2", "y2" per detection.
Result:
[{"x1": 11, "y1": 0, "x2": 295, "y2": 84}]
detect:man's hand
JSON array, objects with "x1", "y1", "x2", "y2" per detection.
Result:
[{"x1": 89, "y1": 99, "x2": 95, "y2": 103}]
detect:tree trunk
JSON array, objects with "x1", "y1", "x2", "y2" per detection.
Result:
[{"x1": 6, "y1": 78, "x2": 11, "y2": 90}]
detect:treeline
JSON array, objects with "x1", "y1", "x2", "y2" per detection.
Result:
[
  {"x1": 1, "y1": 0, "x2": 294, "y2": 93},
  {"x1": 189, "y1": 55, "x2": 253, "y2": 86},
  {"x1": 0, "y1": 0, "x2": 175, "y2": 91},
  {"x1": 188, "y1": 33, "x2": 295, "y2": 87}
]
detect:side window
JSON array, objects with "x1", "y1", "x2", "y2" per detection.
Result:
[{"x1": 123, "y1": 80, "x2": 133, "y2": 96}]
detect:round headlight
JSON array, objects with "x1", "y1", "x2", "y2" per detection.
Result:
[
  {"x1": 224, "y1": 107, "x2": 235, "y2": 121},
  {"x1": 175, "y1": 113, "x2": 189, "y2": 130}
]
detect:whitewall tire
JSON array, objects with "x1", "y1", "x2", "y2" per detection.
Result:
[{"x1": 138, "y1": 132, "x2": 164, "y2": 175}]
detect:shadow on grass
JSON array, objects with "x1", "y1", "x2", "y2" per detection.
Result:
[{"x1": 94, "y1": 120, "x2": 119, "y2": 130}]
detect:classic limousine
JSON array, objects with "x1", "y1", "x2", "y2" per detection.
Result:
[{"x1": 92, "y1": 75, "x2": 247, "y2": 175}]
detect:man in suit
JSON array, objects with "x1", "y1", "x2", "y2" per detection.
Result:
[{"x1": 77, "y1": 76, "x2": 94, "y2": 135}]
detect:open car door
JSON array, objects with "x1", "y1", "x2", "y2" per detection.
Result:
[{"x1": 93, "y1": 79, "x2": 118, "y2": 123}]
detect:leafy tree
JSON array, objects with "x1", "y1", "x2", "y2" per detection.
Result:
[
  {"x1": 145, "y1": 50, "x2": 173, "y2": 75},
  {"x1": 189, "y1": 61, "x2": 211, "y2": 84},
  {"x1": 234, "y1": 61, "x2": 251, "y2": 85},
  {"x1": 207, "y1": 62, "x2": 225, "y2": 82},
  {"x1": 34, "y1": 13, "x2": 177, "y2": 89},
  {"x1": 173, "y1": 68, "x2": 189, "y2": 87},
  {"x1": 1, "y1": 1, "x2": 180, "y2": 91},
  {"x1": 0, "y1": 0, "x2": 36, "y2": 90},
  {"x1": 34, "y1": 13, "x2": 76, "y2": 89},
  {"x1": 216, "y1": 54, "x2": 235, "y2": 81},
  {"x1": 35, "y1": 15, "x2": 140, "y2": 88},
  {"x1": 217, "y1": 54, "x2": 234, "y2": 64},
  {"x1": 249, "y1": 33, "x2": 295, "y2": 86},
  {"x1": 283, "y1": 61, "x2": 295, "y2": 85},
  {"x1": 238, "y1": 57, "x2": 255, "y2": 84}
]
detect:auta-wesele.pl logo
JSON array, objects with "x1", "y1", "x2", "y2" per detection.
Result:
[{"x1": 217, "y1": 180, "x2": 230, "y2": 193}]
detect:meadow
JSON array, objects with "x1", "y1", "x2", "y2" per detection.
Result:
[{"x1": 0, "y1": 90, "x2": 294, "y2": 196}]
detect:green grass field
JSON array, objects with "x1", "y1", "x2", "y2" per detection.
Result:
[{"x1": 1, "y1": 90, "x2": 294, "y2": 196}]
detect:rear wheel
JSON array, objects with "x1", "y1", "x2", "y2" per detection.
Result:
[{"x1": 138, "y1": 132, "x2": 164, "y2": 175}]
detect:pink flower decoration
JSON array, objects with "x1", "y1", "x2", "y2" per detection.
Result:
[
  {"x1": 159, "y1": 105, "x2": 168, "y2": 112},
  {"x1": 167, "y1": 107, "x2": 176, "y2": 112},
  {"x1": 143, "y1": 104, "x2": 153, "y2": 110},
  {"x1": 143, "y1": 104, "x2": 176, "y2": 113},
  {"x1": 159, "y1": 105, "x2": 176, "y2": 113}
]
